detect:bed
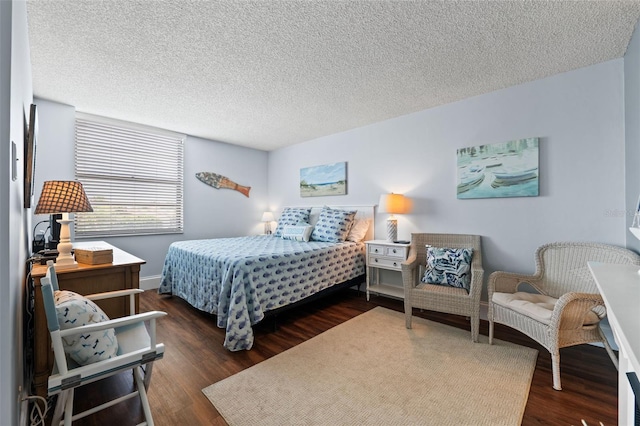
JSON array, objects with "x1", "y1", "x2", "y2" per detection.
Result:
[{"x1": 158, "y1": 206, "x2": 374, "y2": 351}]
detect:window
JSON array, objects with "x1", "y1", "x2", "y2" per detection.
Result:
[{"x1": 75, "y1": 113, "x2": 184, "y2": 237}]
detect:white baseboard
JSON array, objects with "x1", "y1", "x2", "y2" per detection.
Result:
[
  {"x1": 140, "y1": 275, "x2": 161, "y2": 291},
  {"x1": 19, "y1": 385, "x2": 33, "y2": 426},
  {"x1": 480, "y1": 301, "x2": 488, "y2": 321},
  {"x1": 19, "y1": 397, "x2": 28, "y2": 426}
]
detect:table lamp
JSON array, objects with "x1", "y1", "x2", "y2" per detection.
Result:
[
  {"x1": 34, "y1": 180, "x2": 93, "y2": 269},
  {"x1": 261, "y1": 211, "x2": 275, "y2": 234},
  {"x1": 378, "y1": 193, "x2": 412, "y2": 242}
]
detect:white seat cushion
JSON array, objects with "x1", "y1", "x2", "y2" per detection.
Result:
[
  {"x1": 492, "y1": 292, "x2": 600, "y2": 325},
  {"x1": 115, "y1": 322, "x2": 151, "y2": 355}
]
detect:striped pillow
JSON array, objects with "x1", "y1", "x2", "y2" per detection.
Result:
[
  {"x1": 274, "y1": 207, "x2": 311, "y2": 237},
  {"x1": 281, "y1": 223, "x2": 314, "y2": 242}
]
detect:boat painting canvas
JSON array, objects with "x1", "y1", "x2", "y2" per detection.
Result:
[
  {"x1": 300, "y1": 162, "x2": 347, "y2": 197},
  {"x1": 457, "y1": 138, "x2": 539, "y2": 199}
]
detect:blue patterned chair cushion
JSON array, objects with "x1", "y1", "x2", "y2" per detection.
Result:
[
  {"x1": 274, "y1": 207, "x2": 311, "y2": 237},
  {"x1": 310, "y1": 207, "x2": 357, "y2": 243},
  {"x1": 54, "y1": 290, "x2": 119, "y2": 365},
  {"x1": 421, "y1": 247, "x2": 474, "y2": 292},
  {"x1": 281, "y1": 223, "x2": 314, "y2": 242}
]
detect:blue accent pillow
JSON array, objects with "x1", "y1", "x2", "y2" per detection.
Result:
[
  {"x1": 281, "y1": 222, "x2": 314, "y2": 242},
  {"x1": 421, "y1": 247, "x2": 474, "y2": 292},
  {"x1": 274, "y1": 207, "x2": 311, "y2": 237},
  {"x1": 310, "y1": 207, "x2": 357, "y2": 243}
]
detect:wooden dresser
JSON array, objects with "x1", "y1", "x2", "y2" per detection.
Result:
[{"x1": 30, "y1": 242, "x2": 145, "y2": 398}]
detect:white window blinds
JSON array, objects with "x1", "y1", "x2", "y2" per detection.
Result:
[{"x1": 75, "y1": 113, "x2": 184, "y2": 237}]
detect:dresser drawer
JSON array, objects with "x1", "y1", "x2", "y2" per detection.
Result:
[{"x1": 369, "y1": 255, "x2": 403, "y2": 270}]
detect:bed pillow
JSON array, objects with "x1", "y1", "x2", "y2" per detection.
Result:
[
  {"x1": 346, "y1": 219, "x2": 370, "y2": 242},
  {"x1": 54, "y1": 290, "x2": 119, "y2": 365},
  {"x1": 281, "y1": 222, "x2": 314, "y2": 242},
  {"x1": 421, "y1": 247, "x2": 474, "y2": 292},
  {"x1": 274, "y1": 207, "x2": 312, "y2": 237},
  {"x1": 310, "y1": 207, "x2": 357, "y2": 243}
]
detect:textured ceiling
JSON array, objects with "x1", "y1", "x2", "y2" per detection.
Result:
[{"x1": 27, "y1": 1, "x2": 640, "y2": 151}]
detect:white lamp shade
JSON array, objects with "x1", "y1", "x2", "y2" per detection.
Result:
[
  {"x1": 261, "y1": 211, "x2": 275, "y2": 222},
  {"x1": 379, "y1": 193, "x2": 412, "y2": 242},
  {"x1": 378, "y1": 193, "x2": 412, "y2": 215}
]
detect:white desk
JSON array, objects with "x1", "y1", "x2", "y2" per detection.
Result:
[{"x1": 588, "y1": 262, "x2": 640, "y2": 425}]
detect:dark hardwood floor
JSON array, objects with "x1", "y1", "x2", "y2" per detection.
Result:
[{"x1": 57, "y1": 289, "x2": 618, "y2": 425}]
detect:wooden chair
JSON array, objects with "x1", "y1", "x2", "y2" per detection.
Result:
[
  {"x1": 488, "y1": 242, "x2": 640, "y2": 390},
  {"x1": 40, "y1": 261, "x2": 166, "y2": 425},
  {"x1": 401, "y1": 233, "x2": 484, "y2": 342}
]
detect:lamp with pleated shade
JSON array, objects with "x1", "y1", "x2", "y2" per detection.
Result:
[
  {"x1": 378, "y1": 193, "x2": 412, "y2": 242},
  {"x1": 34, "y1": 181, "x2": 93, "y2": 269}
]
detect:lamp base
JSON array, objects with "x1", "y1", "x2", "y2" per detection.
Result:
[
  {"x1": 386, "y1": 218, "x2": 398, "y2": 242},
  {"x1": 54, "y1": 256, "x2": 78, "y2": 270},
  {"x1": 54, "y1": 216, "x2": 78, "y2": 270}
]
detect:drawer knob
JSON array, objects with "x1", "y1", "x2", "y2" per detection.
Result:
[
  {"x1": 393, "y1": 262, "x2": 397, "y2": 266},
  {"x1": 374, "y1": 259, "x2": 379, "y2": 263},
  {"x1": 392, "y1": 249, "x2": 397, "y2": 253}
]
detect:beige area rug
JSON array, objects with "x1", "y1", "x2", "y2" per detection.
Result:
[{"x1": 203, "y1": 307, "x2": 538, "y2": 426}]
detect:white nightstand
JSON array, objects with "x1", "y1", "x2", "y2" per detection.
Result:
[{"x1": 365, "y1": 240, "x2": 410, "y2": 300}]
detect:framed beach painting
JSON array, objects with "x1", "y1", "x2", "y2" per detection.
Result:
[
  {"x1": 457, "y1": 137, "x2": 539, "y2": 199},
  {"x1": 24, "y1": 104, "x2": 38, "y2": 208},
  {"x1": 300, "y1": 162, "x2": 347, "y2": 197}
]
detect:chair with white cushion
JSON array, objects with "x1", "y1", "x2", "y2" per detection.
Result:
[
  {"x1": 40, "y1": 261, "x2": 166, "y2": 425},
  {"x1": 488, "y1": 242, "x2": 640, "y2": 390}
]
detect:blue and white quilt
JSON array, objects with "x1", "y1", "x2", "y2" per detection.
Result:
[{"x1": 158, "y1": 235, "x2": 365, "y2": 351}]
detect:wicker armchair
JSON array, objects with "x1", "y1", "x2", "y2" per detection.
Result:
[
  {"x1": 488, "y1": 242, "x2": 640, "y2": 390},
  {"x1": 401, "y1": 233, "x2": 484, "y2": 342}
]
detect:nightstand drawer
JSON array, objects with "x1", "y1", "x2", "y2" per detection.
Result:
[
  {"x1": 368, "y1": 244, "x2": 386, "y2": 255},
  {"x1": 369, "y1": 244, "x2": 407, "y2": 258},
  {"x1": 369, "y1": 255, "x2": 403, "y2": 270},
  {"x1": 384, "y1": 246, "x2": 407, "y2": 258},
  {"x1": 365, "y1": 240, "x2": 410, "y2": 301}
]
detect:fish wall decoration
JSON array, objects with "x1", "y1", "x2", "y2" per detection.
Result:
[{"x1": 195, "y1": 172, "x2": 251, "y2": 197}]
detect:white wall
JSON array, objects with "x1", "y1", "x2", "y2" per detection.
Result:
[
  {"x1": 626, "y1": 20, "x2": 640, "y2": 253},
  {"x1": 1, "y1": 1, "x2": 32, "y2": 424},
  {"x1": 32, "y1": 98, "x2": 270, "y2": 284},
  {"x1": 269, "y1": 60, "x2": 628, "y2": 282}
]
